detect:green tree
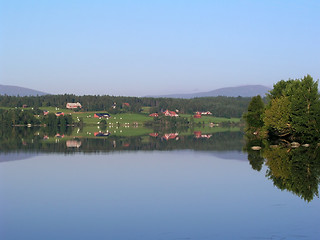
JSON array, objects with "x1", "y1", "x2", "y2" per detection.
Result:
[
  {"x1": 267, "y1": 79, "x2": 294, "y2": 101},
  {"x1": 243, "y1": 95, "x2": 265, "y2": 130},
  {"x1": 286, "y1": 75, "x2": 320, "y2": 141},
  {"x1": 264, "y1": 96, "x2": 291, "y2": 137}
]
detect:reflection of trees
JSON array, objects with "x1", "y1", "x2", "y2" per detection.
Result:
[
  {"x1": 264, "y1": 147, "x2": 320, "y2": 202},
  {"x1": 247, "y1": 151, "x2": 264, "y2": 171},
  {"x1": 243, "y1": 134, "x2": 266, "y2": 172},
  {"x1": 244, "y1": 132, "x2": 320, "y2": 202},
  {"x1": 0, "y1": 127, "x2": 244, "y2": 154}
]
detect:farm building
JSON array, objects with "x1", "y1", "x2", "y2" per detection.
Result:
[
  {"x1": 94, "y1": 113, "x2": 111, "y2": 119},
  {"x1": 201, "y1": 111, "x2": 212, "y2": 115},
  {"x1": 163, "y1": 110, "x2": 179, "y2": 117},
  {"x1": 194, "y1": 112, "x2": 202, "y2": 118},
  {"x1": 149, "y1": 133, "x2": 159, "y2": 137},
  {"x1": 43, "y1": 110, "x2": 49, "y2": 115},
  {"x1": 194, "y1": 131, "x2": 212, "y2": 139},
  {"x1": 55, "y1": 112, "x2": 64, "y2": 117},
  {"x1": 149, "y1": 113, "x2": 159, "y2": 117},
  {"x1": 162, "y1": 133, "x2": 179, "y2": 141},
  {"x1": 94, "y1": 132, "x2": 110, "y2": 137},
  {"x1": 66, "y1": 102, "x2": 82, "y2": 109},
  {"x1": 66, "y1": 140, "x2": 82, "y2": 148}
]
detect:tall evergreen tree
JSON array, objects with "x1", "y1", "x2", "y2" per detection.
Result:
[{"x1": 243, "y1": 95, "x2": 265, "y2": 130}]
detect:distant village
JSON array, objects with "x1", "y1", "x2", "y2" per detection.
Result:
[{"x1": 40, "y1": 101, "x2": 214, "y2": 120}]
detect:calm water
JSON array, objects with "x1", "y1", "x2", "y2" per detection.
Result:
[{"x1": 1, "y1": 150, "x2": 319, "y2": 240}]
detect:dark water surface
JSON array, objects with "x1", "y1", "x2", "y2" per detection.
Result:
[{"x1": 1, "y1": 150, "x2": 319, "y2": 240}]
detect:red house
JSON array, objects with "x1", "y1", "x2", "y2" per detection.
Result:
[
  {"x1": 66, "y1": 102, "x2": 82, "y2": 109},
  {"x1": 55, "y1": 112, "x2": 64, "y2": 117},
  {"x1": 201, "y1": 111, "x2": 212, "y2": 115},
  {"x1": 194, "y1": 112, "x2": 202, "y2": 118},
  {"x1": 194, "y1": 131, "x2": 212, "y2": 139},
  {"x1": 194, "y1": 131, "x2": 202, "y2": 138},
  {"x1": 163, "y1": 110, "x2": 179, "y2": 117},
  {"x1": 162, "y1": 133, "x2": 179, "y2": 140},
  {"x1": 94, "y1": 113, "x2": 110, "y2": 119}
]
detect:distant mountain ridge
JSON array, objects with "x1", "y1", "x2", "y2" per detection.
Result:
[
  {"x1": 149, "y1": 85, "x2": 271, "y2": 98},
  {"x1": 0, "y1": 84, "x2": 271, "y2": 98},
  {"x1": 0, "y1": 84, "x2": 49, "y2": 96}
]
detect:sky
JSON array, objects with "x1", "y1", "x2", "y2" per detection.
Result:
[{"x1": 1, "y1": 0, "x2": 320, "y2": 96}]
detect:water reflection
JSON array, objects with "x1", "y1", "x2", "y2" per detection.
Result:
[
  {"x1": 2, "y1": 126, "x2": 320, "y2": 202},
  {"x1": 244, "y1": 136, "x2": 320, "y2": 202},
  {"x1": 0, "y1": 126, "x2": 244, "y2": 154}
]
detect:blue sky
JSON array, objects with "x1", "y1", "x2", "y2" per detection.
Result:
[{"x1": 1, "y1": 0, "x2": 319, "y2": 96}]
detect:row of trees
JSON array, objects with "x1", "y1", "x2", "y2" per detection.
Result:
[
  {"x1": 244, "y1": 75, "x2": 320, "y2": 142},
  {"x1": 0, "y1": 109, "x2": 73, "y2": 129},
  {"x1": 0, "y1": 94, "x2": 252, "y2": 118}
]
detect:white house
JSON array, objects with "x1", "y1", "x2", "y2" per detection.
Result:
[{"x1": 66, "y1": 102, "x2": 82, "y2": 109}]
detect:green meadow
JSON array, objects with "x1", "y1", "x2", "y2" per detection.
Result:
[{"x1": 1, "y1": 106, "x2": 241, "y2": 139}]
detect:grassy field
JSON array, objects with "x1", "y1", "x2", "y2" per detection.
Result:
[
  {"x1": 72, "y1": 124, "x2": 153, "y2": 137},
  {"x1": 179, "y1": 114, "x2": 240, "y2": 123},
  {"x1": 74, "y1": 112, "x2": 241, "y2": 126},
  {"x1": 1, "y1": 106, "x2": 241, "y2": 126},
  {"x1": 72, "y1": 112, "x2": 151, "y2": 125}
]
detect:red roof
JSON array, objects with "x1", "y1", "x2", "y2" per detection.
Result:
[
  {"x1": 149, "y1": 133, "x2": 159, "y2": 137},
  {"x1": 163, "y1": 110, "x2": 179, "y2": 117},
  {"x1": 162, "y1": 133, "x2": 179, "y2": 140},
  {"x1": 55, "y1": 112, "x2": 64, "y2": 116}
]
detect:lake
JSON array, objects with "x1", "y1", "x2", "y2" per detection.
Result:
[{"x1": 0, "y1": 130, "x2": 320, "y2": 240}]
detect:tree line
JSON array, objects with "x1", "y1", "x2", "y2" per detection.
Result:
[
  {"x1": 0, "y1": 94, "x2": 252, "y2": 118},
  {"x1": 0, "y1": 109, "x2": 73, "y2": 130}
]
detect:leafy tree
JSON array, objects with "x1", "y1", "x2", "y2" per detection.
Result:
[
  {"x1": 267, "y1": 79, "x2": 294, "y2": 101},
  {"x1": 264, "y1": 96, "x2": 291, "y2": 137},
  {"x1": 243, "y1": 95, "x2": 265, "y2": 130},
  {"x1": 286, "y1": 75, "x2": 320, "y2": 141}
]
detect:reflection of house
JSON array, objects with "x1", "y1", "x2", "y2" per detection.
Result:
[
  {"x1": 55, "y1": 112, "x2": 64, "y2": 116},
  {"x1": 66, "y1": 102, "x2": 82, "y2": 109},
  {"x1": 55, "y1": 133, "x2": 64, "y2": 138},
  {"x1": 94, "y1": 132, "x2": 110, "y2": 137},
  {"x1": 149, "y1": 133, "x2": 159, "y2": 137},
  {"x1": 66, "y1": 140, "x2": 82, "y2": 148},
  {"x1": 43, "y1": 110, "x2": 49, "y2": 115},
  {"x1": 162, "y1": 133, "x2": 179, "y2": 140},
  {"x1": 94, "y1": 113, "x2": 110, "y2": 119},
  {"x1": 149, "y1": 113, "x2": 159, "y2": 117},
  {"x1": 163, "y1": 110, "x2": 179, "y2": 117},
  {"x1": 194, "y1": 112, "x2": 202, "y2": 118},
  {"x1": 194, "y1": 131, "x2": 212, "y2": 139}
]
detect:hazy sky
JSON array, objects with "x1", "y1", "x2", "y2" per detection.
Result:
[{"x1": 1, "y1": 0, "x2": 319, "y2": 96}]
